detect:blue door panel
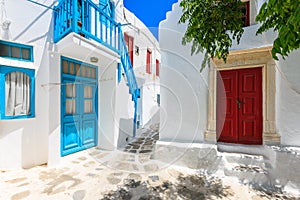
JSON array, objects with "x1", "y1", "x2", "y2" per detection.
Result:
[
  {"x1": 61, "y1": 57, "x2": 98, "y2": 156},
  {"x1": 82, "y1": 119, "x2": 96, "y2": 147},
  {"x1": 62, "y1": 121, "x2": 80, "y2": 153}
]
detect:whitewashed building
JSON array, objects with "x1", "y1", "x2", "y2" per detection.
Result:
[
  {"x1": 0, "y1": 0, "x2": 160, "y2": 170},
  {"x1": 159, "y1": 0, "x2": 300, "y2": 147}
]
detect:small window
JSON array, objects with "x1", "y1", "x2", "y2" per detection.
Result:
[
  {"x1": 0, "y1": 66, "x2": 35, "y2": 119},
  {"x1": 156, "y1": 59, "x2": 160, "y2": 77},
  {"x1": 0, "y1": 43, "x2": 9, "y2": 57},
  {"x1": 0, "y1": 40, "x2": 33, "y2": 61},
  {"x1": 61, "y1": 57, "x2": 97, "y2": 79},
  {"x1": 241, "y1": 1, "x2": 250, "y2": 27}
]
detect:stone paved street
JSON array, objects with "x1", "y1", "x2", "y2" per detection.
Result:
[
  {"x1": 124, "y1": 125, "x2": 159, "y2": 154},
  {"x1": 0, "y1": 123, "x2": 300, "y2": 200}
]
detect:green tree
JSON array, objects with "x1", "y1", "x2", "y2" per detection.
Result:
[
  {"x1": 179, "y1": 0, "x2": 300, "y2": 68},
  {"x1": 256, "y1": 0, "x2": 300, "y2": 60}
]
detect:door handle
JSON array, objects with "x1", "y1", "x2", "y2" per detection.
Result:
[{"x1": 236, "y1": 99, "x2": 244, "y2": 110}]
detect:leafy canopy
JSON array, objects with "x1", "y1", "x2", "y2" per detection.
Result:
[
  {"x1": 256, "y1": 0, "x2": 300, "y2": 60},
  {"x1": 179, "y1": 0, "x2": 300, "y2": 67},
  {"x1": 179, "y1": 0, "x2": 245, "y2": 64}
]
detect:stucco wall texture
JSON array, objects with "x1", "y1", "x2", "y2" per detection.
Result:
[{"x1": 159, "y1": 0, "x2": 300, "y2": 146}]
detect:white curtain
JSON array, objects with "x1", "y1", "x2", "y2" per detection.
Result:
[
  {"x1": 66, "y1": 84, "x2": 76, "y2": 114},
  {"x1": 5, "y1": 72, "x2": 30, "y2": 116},
  {"x1": 84, "y1": 86, "x2": 92, "y2": 113}
]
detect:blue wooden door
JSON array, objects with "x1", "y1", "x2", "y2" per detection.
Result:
[{"x1": 61, "y1": 57, "x2": 98, "y2": 156}]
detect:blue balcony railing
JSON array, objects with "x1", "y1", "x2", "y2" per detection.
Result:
[
  {"x1": 54, "y1": 0, "x2": 140, "y2": 135},
  {"x1": 119, "y1": 30, "x2": 140, "y2": 135},
  {"x1": 54, "y1": 0, "x2": 119, "y2": 52}
]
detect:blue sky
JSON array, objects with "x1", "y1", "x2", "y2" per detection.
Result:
[{"x1": 123, "y1": 0, "x2": 178, "y2": 39}]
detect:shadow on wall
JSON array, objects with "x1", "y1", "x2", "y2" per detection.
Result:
[
  {"x1": 117, "y1": 118, "x2": 134, "y2": 149},
  {"x1": 117, "y1": 109, "x2": 160, "y2": 149},
  {"x1": 143, "y1": 108, "x2": 160, "y2": 128}
]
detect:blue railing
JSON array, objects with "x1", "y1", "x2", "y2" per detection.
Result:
[
  {"x1": 54, "y1": 0, "x2": 140, "y2": 135},
  {"x1": 119, "y1": 29, "x2": 140, "y2": 136},
  {"x1": 119, "y1": 30, "x2": 140, "y2": 101},
  {"x1": 54, "y1": 0, "x2": 119, "y2": 52}
]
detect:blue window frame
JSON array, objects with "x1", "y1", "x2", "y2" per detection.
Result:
[
  {"x1": 0, "y1": 40, "x2": 33, "y2": 62},
  {"x1": 60, "y1": 56, "x2": 98, "y2": 156},
  {"x1": 0, "y1": 66, "x2": 35, "y2": 119}
]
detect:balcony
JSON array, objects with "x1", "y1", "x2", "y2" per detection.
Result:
[
  {"x1": 54, "y1": 0, "x2": 140, "y2": 134},
  {"x1": 54, "y1": 0, "x2": 120, "y2": 52}
]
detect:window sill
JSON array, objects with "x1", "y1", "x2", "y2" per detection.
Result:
[
  {"x1": 0, "y1": 114, "x2": 35, "y2": 120},
  {"x1": 0, "y1": 57, "x2": 35, "y2": 70}
]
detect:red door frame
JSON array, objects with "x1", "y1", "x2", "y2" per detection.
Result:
[{"x1": 217, "y1": 67, "x2": 263, "y2": 145}]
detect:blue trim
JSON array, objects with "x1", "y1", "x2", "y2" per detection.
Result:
[
  {"x1": 0, "y1": 65, "x2": 35, "y2": 120},
  {"x1": 60, "y1": 56, "x2": 98, "y2": 156},
  {"x1": 0, "y1": 40, "x2": 34, "y2": 62},
  {"x1": 61, "y1": 56, "x2": 98, "y2": 70}
]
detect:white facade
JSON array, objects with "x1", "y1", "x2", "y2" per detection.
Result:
[
  {"x1": 0, "y1": 0, "x2": 160, "y2": 169},
  {"x1": 114, "y1": 7, "x2": 160, "y2": 148},
  {"x1": 159, "y1": 0, "x2": 300, "y2": 146}
]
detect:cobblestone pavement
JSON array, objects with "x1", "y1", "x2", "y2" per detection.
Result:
[
  {"x1": 123, "y1": 128, "x2": 159, "y2": 154},
  {"x1": 1, "y1": 123, "x2": 300, "y2": 200}
]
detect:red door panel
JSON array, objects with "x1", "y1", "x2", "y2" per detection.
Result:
[
  {"x1": 217, "y1": 70, "x2": 238, "y2": 143},
  {"x1": 238, "y1": 68, "x2": 262, "y2": 144},
  {"x1": 217, "y1": 68, "x2": 262, "y2": 145}
]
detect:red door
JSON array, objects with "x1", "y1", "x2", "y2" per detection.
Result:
[
  {"x1": 146, "y1": 49, "x2": 151, "y2": 74},
  {"x1": 217, "y1": 68, "x2": 262, "y2": 144},
  {"x1": 124, "y1": 33, "x2": 134, "y2": 66}
]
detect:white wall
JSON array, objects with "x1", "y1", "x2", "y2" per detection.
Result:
[
  {"x1": 159, "y1": 2, "x2": 209, "y2": 143},
  {"x1": 121, "y1": 8, "x2": 161, "y2": 127},
  {"x1": 98, "y1": 61, "x2": 118, "y2": 150},
  {"x1": 159, "y1": 0, "x2": 300, "y2": 146},
  {"x1": 111, "y1": 3, "x2": 161, "y2": 150},
  {"x1": 47, "y1": 51, "x2": 61, "y2": 166},
  {"x1": 0, "y1": 0, "x2": 54, "y2": 169},
  {"x1": 276, "y1": 50, "x2": 300, "y2": 146},
  {"x1": 0, "y1": 0, "x2": 53, "y2": 169},
  {"x1": 0, "y1": 0, "x2": 124, "y2": 169}
]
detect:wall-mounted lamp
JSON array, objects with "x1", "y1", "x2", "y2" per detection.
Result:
[{"x1": 90, "y1": 56, "x2": 99, "y2": 63}]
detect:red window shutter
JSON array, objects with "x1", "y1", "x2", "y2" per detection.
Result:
[
  {"x1": 124, "y1": 33, "x2": 134, "y2": 67},
  {"x1": 241, "y1": 1, "x2": 250, "y2": 27},
  {"x1": 146, "y1": 49, "x2": 151, "y2": 74},
  {"x1": 156, "y1": 59, "x2": 159, "y2": 76}
]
